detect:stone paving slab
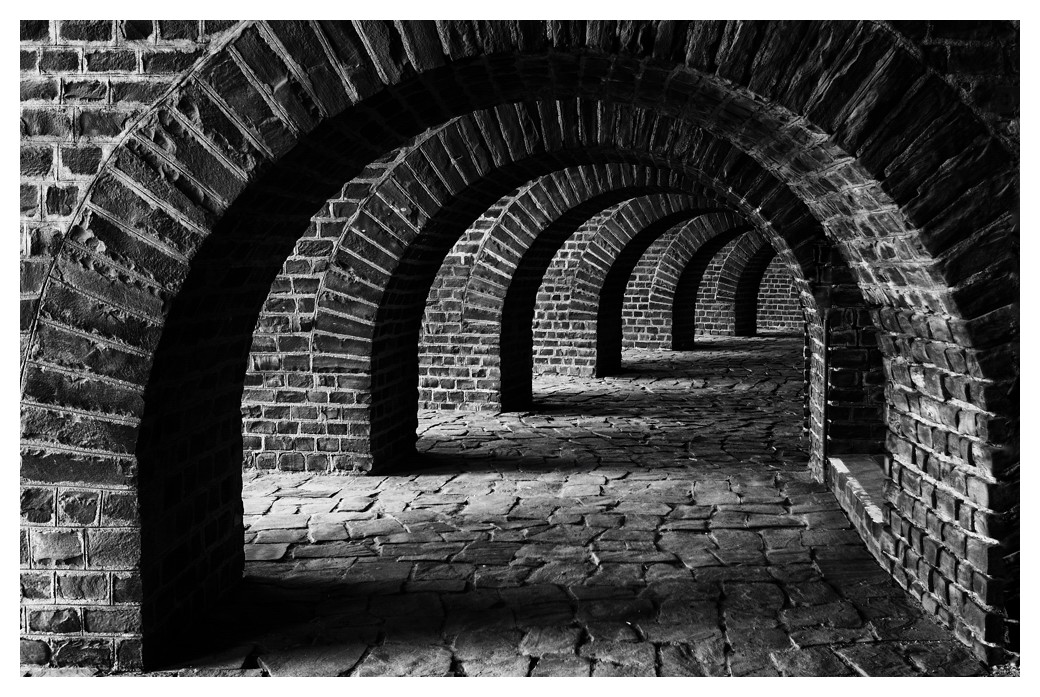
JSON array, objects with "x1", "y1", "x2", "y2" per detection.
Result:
[{"x1": 54, "y1": 338, "x2": 996, "y2": 677}]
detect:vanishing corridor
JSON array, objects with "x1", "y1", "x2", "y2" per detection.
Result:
[
  {"x1": 19, "y1": 20, "x2": 1018, "y2": 673},
  {"x1": 171, "y1": 338, "x2": 983, "y2": 676}
]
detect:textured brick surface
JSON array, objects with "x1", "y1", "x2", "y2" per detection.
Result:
[
  {"x1": 32, "y1": 339, "x2": 991, "y2": 675},
  {"x1": 757, "y1": 258, "x2": 803, "y2": 333},
  {"x1": 18, "y1": 19, "x2": 1018, "y2": 669}
]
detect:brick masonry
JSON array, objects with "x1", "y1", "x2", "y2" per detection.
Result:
[
  {"x1": 19, "y1": 20, "x2": 1017, "y2": 670},
  {"x1": 757, "y1": 256, "x2": 803, "y2": 333},
  {"x1": 530, "y1": 194, "x2": 725, "y2": 378},
  {"x1": 687, "y1": 229, "x2": 803, "y2": 337}
]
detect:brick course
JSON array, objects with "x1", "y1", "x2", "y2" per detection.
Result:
[
  {"x1": 18, "y1": 20, "x2": 1017, "y2": 669},
  {"x1": 757, "y1": 257, "x2": 803, "y2": 333}
]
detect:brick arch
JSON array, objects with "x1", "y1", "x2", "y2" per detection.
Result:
[
  {"x1": 692, "y1": 231, "x2": 756, "y2": 337},
  {"x1": 672, "y1": 223, "x2": 757, "y2": 350},
  {"x1": 620, "y1": 211, "x2": 750, "y2": 350},
  {"x1": 523, "y1": 196, "x2": 734, "y2": 381},
  {"x1": 17, "y1": 20, "x2": 1015, "y2": 668},
  {"x1": 413, "y1": 163, "x2": 727, "y2": 415},
  {"x1": 242, "y1": 102, "x2": 834, "y2": 466},
  {"x1": 23, "y1": 21, "x2": 1015, "y2": 379},
  {"x1": 307, "y1": 103, "x2": 832, "y2": 475},
  {"x1": 283, "y1": 102, "x2": 842, "y2": 441},
  {"x1": 731, "y1": 236, "x2": 790, "y2": 336},
  {"x1": 693, "y1": 229, "x2": 787, "y2": 337}
]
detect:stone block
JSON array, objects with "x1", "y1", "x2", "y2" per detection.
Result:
[
  {"x1": 20, "y1": 487, "x2": 54, "y2": 524},
  {"x1": 29, "y1": 608, "x2": 82, "y2": 633},
  {"x1": 59, "y1": 20, "x2": 114, "y2": 42},
  {"x1": 52, "y1": 639, "x2": 113, "y2": 668},
  {"x1": 21, "y1": 571, "x2": 53, "y2": 601},
  {"x1": 100, "y1": 491, "x2": 138, "y2": 525},
  {"x1": 83, "y1": 607, "x2": 141, "y2": 634},
  {"x1": 21, "y1": 638, "x2": 50, "y2": 665},
  {"x1": 57, "y1": 489, "x2": 99, "y2": 525},
  {"x1": 112, "y1": 572, "x2": 141, "y2": 603},
  {"x1": 30, "y1": 530, "x2": 84, "y2": 568},
  {"x1": 21, "y1": 20, "x2": 50, "y2": 42},
  {"x1": 85, "y1": 529, "x2": 139, "y2": 569}
]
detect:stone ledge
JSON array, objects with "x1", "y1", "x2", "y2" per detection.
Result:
[{"x1": 827, "y1": 455, "x2": 897, "y2": 564}]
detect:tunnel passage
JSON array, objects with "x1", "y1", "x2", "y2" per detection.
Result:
[
  {"x1": 203, "y1": 336, "x2": 986, "y2": 676},
  {"x1": 690, "y1": 230, "x2": 798, "y2": 338},
  {"x1": 18, "y1": 20, "x2": 1018, "y2": 673},
  {"x1": 412, "y1": 163, "x2": 731, "y2": 413},
  {"x1": 529, "y1": 196, "x2": 737, "y2": 379},
  {"x1": 621, "y1": 227, "x2": 803, "y2": 350}
]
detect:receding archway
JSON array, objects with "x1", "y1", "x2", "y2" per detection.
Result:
[{"x1": 18, "y1": 21, "x2": 1016, "y2": 668}]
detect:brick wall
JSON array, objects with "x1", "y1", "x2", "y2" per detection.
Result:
[
  {"x1": 531, "y1": 212, "x2": 609, "y2": 377},
  {"x1": 619, "y1": 231, "x2": 674, "y2": 349},
  {"x1": 686, "y1": 229, "x2": 804, "y2": 337},
  {"x1": 417, "y1": 195, "x2": 514, "y2": 412},
  {"x1": 20, "y1": 20, "x2": 240, "y2": 363},
  {"x1": 621, "y1": 213, "x2": 750, "y2": 350},
  {"x1": 531, "y1": 196, "x2": 727, "y2": 377},
  {"x1": 19, "y1": 19, "x2": 242, "y2": 671},
  {"x1": 19, "y1": 20, "x2": 1017, "y2": 669},
  {"x1": 757, "y1": 256, "x2": 802, "y2": 333},
  {"x1": 693, "y1": 237, "x2": 741, "y2": 335}
]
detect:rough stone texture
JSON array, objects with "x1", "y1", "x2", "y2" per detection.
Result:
[
  {"x1": 19, "y1": 19, "x2": 242, "y2": 362},
  {"x1": 94, "y1": 340, "x2": 984, "y2": 675},
  {"x1": 18, "y1": 19, "x2": 1018, "y2": 670}
]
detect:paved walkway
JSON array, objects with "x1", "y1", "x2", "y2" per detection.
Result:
[{"x1": 166, "y1": 337, "x2": 983, "y2": 676}]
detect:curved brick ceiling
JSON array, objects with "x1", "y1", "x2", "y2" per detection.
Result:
[{"x1": 18, "y1": 20, "x2": 1017, "y2": 669}]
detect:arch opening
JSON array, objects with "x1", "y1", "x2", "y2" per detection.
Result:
[{"x1": 18, "y1": 20, "x2": 1017, "y2": 671}]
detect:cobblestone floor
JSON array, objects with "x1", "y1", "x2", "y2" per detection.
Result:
[{"x1": 119, "y1": 338, "x2": 993, "y2": 676}]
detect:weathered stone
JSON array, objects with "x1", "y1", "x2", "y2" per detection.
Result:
[
  {"x1": 247, "y1": 514, "x2": 309, "y2": 531},
  {"x1": 51, "y1": 639, "x2": 111, "y2": 668},
  {"x1": 901, "y1": 642, "x2": 986, "y2": 676},
  {"x1": 520, "y1": 626, "x2": 582, "y2": 656},
  {"x1": 255, "y1": 529, "x2": 307, "y2": 544},
  {"x1": 83, "y1": 607, "x2": 141, "y2": 634},
  {"x1": 20, "y1": 488, "x2": 54, "y2": 524},
  {"x1": 21, "y1": 639, "x2": 50, "y2": 665},
  {"x1": 459, "y1": 655, "x2": 531, "y2": 677},
  {"x1": 592, "y1": 661, "x2": 654, "y2": 677},
  {"x1": 355, "y1": 643, "x2": 453, "y2": 677},
  {"x1": 21, "y1": 571, "x2": 53, "y2": 600},
  {"x1": 292, "y1": 541, "x2": 375, "y2": 558},
  {"x1": 55, "y1": 572, "x2": 106, "y2": 601},
  {"x1": 658, "y1": 633, "x2": 728, "y2": 676},
  {"x1": 580, "y1": 639, "x2": 656, "y2": 667},
  {"x1": 257, "y1": 643, "x2": 367, "y2": 677},
  {"x1": 836, "y1": 643, "x2": 918, "y2": 676},
  {"x1": 772, "y1": 647, "x2": 856, "y2": 676},
  {"x1": 780, "y1": 601, "x2": 863, "y2": 628},
  {"x1": 31, "y1": 530, "x2": 83, "y2": 568},
  {"x1": 29, "y1": 608, "x2": 81, "y2": 633},
  {"x1": 244, "y1": 544, "x2": 288, "y2": 561},
  {"x1": 531, "y1": 655, "x2": 591, "y2": 676}
]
